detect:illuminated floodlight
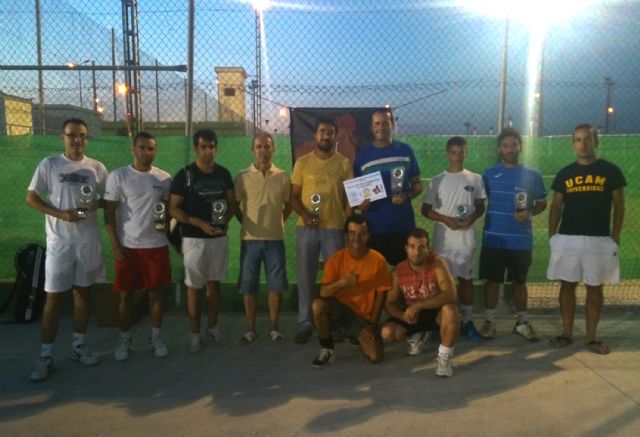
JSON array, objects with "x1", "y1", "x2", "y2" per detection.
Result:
[
  {"x1": 96, "y1": 106, "x2": 105, "y2": 114},
  {"x1": 278, "y1": 107, "x2": 287, "y2": 117},
  {"x1": 252, "y1": 0, "x2": 271, "y2": 13},
  {"x1": 607, "y1": 106, "x2": 615, "y2": 113},
  {"x1": 116, "y1": 84, "x2": 128, "y2": 95},
  {"x1": 67, "y1": 62, "x2": 76, "y2": 68}
]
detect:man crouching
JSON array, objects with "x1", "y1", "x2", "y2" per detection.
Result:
[{"x1": 311, "y1": 215, "x2": 392, "y2": 368}]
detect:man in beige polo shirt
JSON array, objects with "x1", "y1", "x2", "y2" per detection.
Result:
[{"x1": 235, "y1": 133, "x2": 292, "y2": 343}]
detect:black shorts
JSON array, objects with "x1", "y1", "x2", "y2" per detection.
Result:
[
  {"x1": 368, "y1": 232, "x2": 408, "y2": 266},
  {"x1": 325, "y1": 298, "x2": 368, "y2": 334},
  {"x1": 385, "y1": 308, "x2": 440, "y2": 335},
  {"x1": 479, "y1": 246, "x2": 532, "y2": 284}
]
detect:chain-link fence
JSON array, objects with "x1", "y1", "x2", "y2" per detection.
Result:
[{"x1": 1, "y1": 0, "x2": 638, "y2": 305}]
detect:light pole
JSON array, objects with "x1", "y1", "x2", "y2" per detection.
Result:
[{"x1": 604, "y1": 77, "x2": 614, "y2": 134}]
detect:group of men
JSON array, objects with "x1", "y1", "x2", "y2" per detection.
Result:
[{"x1": 26, "y1": 112, "x2": 625, "y2": 382}]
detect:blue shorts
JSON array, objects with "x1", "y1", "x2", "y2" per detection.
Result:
[{"x1": 238, "y1": 240, "x2": 288, "y2": 294}]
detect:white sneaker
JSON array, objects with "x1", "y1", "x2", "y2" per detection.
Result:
[
  {"x1": 435, "y1": 354, "x2": 454, "y2": 378},
  {"x1": 69, "y1": 344, "x2": 99, "y2": 366},
  {"x1": 406, "y1": 332, "x2": 427, "y2": 356},
  {"x1": 30, "y1": 356, "x2": 54, "y2": 382},
  {"x1": 207, "y1": 326, "x2": 228, "y2": 345},
  {"x1": 114, "y1": 336, "x2": 133, "y2": 362},
  {"x1": 150, "y1": 337, "x2": 168, "y2": 358},
  {"x1": 189, "y1": 335, "x2": 202, "y2": 353}
]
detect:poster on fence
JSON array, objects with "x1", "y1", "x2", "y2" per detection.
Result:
[{"x1": 289, "y1": 107, "x2": 378, "y2": 166}]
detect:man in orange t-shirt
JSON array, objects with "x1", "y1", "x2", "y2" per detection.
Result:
[{"x1": 311, "y1": 215, "x2": 392, "y2": 368}]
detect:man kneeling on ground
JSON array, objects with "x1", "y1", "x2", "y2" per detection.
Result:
[
  {"x1": 311, "y1": 215, "x2": 392, "y2": 368},
  {"x1": 381, "y1": 228, "x2": 459, "y2": 377}
]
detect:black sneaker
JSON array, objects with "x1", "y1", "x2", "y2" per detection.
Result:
[
  {"x1": 312, "y1": 348, "x2": 335, "y2": 368},
  {"x1": 294, "y1": 327, "x2": 313, "y2": 344}
]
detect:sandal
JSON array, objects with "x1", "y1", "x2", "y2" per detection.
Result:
[
  {"x1": 550, "y1": 335, "x2": 573, "y2": 349},
  {"x1": 585, "y1": 340, "x2": 610, "y2": 355},
  {"x1": 270, "y1": 330, "x2": 284, "y2": 343},
  {"x1": 240, "y1": 331, "x2": 257, "y2": 344}
]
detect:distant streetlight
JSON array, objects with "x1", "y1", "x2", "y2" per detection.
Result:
[{"x1": 69, "y1": 59, "x2": 93, "y2": 108}]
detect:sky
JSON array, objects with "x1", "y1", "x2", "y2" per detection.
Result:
[{"x1": 1, "y1": 0, "x2": 638, "y2": 135}]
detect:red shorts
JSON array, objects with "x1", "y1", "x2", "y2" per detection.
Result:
[{"x1": 113, "y1": 246, "x2": 172, "y2": 292}]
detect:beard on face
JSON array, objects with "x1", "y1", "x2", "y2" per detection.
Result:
[{"x1": 316, "y1": 139, "x2": 333, "y2": 152}]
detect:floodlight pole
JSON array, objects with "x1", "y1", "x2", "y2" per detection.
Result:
[
  {"x1": 255, "y1": 9, "x2": 262, "y2": 132},
  {"x1": 185, "y1": 0, "x2": 195, "y2": 137},
  {"x1": 35, "y1": 0, "x2": 45, "y2": 134},
  {"x1": 604, "y1": 77, "x2": 614, "y2": 134},
  {"x1": 497, "y1": 17, "x2": 509, "y2": 133}
]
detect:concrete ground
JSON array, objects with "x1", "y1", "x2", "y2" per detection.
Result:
[{"x1": 1, "y1": 309, "x2": 639, "y2": 436}]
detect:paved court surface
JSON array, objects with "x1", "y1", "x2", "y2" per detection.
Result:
[{"x1": 1, "y1": 309, "x2": 639, "y2": 436}]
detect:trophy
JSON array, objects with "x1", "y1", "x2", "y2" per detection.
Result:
[
  {"x1": 390, "y1": 167, "x2": 405, "y2": 196},
  {"x1": 211, "y1": 199, "x2": 228, "y2": 229},
  {"x1": 76, "y1": 184, "x2": 94, "y2": 219},
  {"x1": 455, "y1": 204, "x2": 469, "y2": 225},
  {"x1": 309, "y1": 193, "x2": 321, "y2": 223},
  {"x1": 152, "y1": 202, "x2": 167, "y2": 232},
  {"x1": 515, "y1": 192, "x2": 528, "y2": 212}
]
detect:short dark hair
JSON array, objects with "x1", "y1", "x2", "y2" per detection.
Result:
[
  {"x1": 446, "y1": 136, "x2": 467, "y2": 151},
  {"x1": 193, "y1": 129, "x2": 218, "y2": 147},
  {"x1": 497, "y1": 127, "x2": 522, "y2": 147},
  {"x1": 344, "y1": 214, "x2": 371, "y2": 235},
  {"x1": 314, "y1": 116, "x2": 339, "y2": 135},
  {"x1": 407, "y1": 228, "x2": 429, "y2": 241},
  {"x1": 62, "y1": 118, "x2": 88, "y2": 131},
  {"x1": 134, "y1": 131, "x2": 155, "y2": 145},
  {"x1": 372, "y1": 108, "x2": 395, "y2": 126},
  {"x1": 252, "y1": 132, "x2": 274, "y2": 147},
  {"x1": 573, "y1": 123, "x2": 599, "y2": 146}
]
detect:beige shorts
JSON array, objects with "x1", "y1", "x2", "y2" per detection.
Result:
[
  {"x1": 182, "y1": 236, "x2": 228, "y2": 288},
  {"x1": 45, "y1": 240, "x2": 106, "y2": 292},
  {"x1": 547, "y1": 234, "x2": 620, "y2": 286}
]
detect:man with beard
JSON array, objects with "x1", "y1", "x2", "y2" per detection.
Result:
[
  {"x1": 380, "y1": 228, "x2": 459, "y2": 377},
  {"x1": 354, "y1": 108, "x2": 423, "y2": 265},
  {"x1": 290, "y1": 117, "x2": 353, "y2": 344},
  {"x1": 311, "y1": 215, "x2": 392, "y2": 367},
  {"x1": 170, "y1": 129, "x2": 235, "y2": 353},
  {"x1": 104, "y1": 131, "x2": 172, "y2": 361},
  {"x1": 478, "y1": 128, "x2": 547, "y2": 341}
]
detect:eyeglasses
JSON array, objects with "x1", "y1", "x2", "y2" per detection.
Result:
[{"x1": 63, "y1": 133, "x2": 88, "y2": 141}]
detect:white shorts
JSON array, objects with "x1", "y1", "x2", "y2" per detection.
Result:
[
  {"x1": 45, "y1": 240, "x2": 106, "y2": 292},
  {"x1": 182, "y1": 236, "x2": 229, "y2": 288},
  {"x1": 547, "y1": 234, "x2": 620, "y2": 286},
  {"x1": 436, "y1": 247, "x2": 475, "y2": 280}
]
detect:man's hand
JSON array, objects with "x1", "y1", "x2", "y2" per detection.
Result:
[
  {"x1": 443, "y1": 216, "x2": 461, "y2": 230},
  {"x1": 402, "y1": 305, "x2": 420, "y2": 324},
  {"x1": 514, "y1": 209, "x2": 531, "y2": 223},
  {"x1": 112, "y1": 244, "x2": 128, "y2": 261},
  {"x1": 343, "y1": 268, "x2": 358, "y2": 287},
  {"x1": 302, "y1": 211, "x2": 320, "y2": 228},
  {"x1": 391, "y1": 192, "x2": 408, "y2": 205},
  {"x1": 191, "y1": 217, "x2": 219, "y2": 237},
  {"x1": 358, "y1": 198, "x2": 371, "y2": 212},
  {"x1": 58, "y1": 209, "x2": 82, "y2": 222}
]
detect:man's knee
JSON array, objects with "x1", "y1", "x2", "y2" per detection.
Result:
[
  {"x1": 441, "y1": 304, "x2": 459, "y2": 325},
  {"x1": 311, "y1": 297, "x2": 329, "y2": 316},
  {"x1": 380, "y1": 324, "x2": 395, "y2": 343}
]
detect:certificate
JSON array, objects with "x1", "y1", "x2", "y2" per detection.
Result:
[{"x1": 343, "y1": 171, "x2": 387, "y2": 207}]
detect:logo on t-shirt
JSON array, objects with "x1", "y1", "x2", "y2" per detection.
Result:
[
  {"x1": 464, "y1": 185, "x2": 474, "y2": 192},
  {"x1": 58, "y1": 173, "x2": 89, "y2": 184}
]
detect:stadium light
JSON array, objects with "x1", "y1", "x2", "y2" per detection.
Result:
[
  {"x1": 252, "y1": 0, "x2": 271, "y2": 12},
  {"x1": 116, "y1": 84, "x2": 128, "y2": 96}
]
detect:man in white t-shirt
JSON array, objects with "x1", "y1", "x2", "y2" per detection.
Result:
[
  {"x1": 422, "y1": 136, "x2": 486, "y2": 341},
  {"x1": 26, "y1": 118, "x2": 108, "y2": 382},
  {"x1": 104, "y1": 132, "x2": 172, "y2": 361}
]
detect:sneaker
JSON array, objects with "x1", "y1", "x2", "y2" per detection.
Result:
[
  {"x1": 514, "y1": 321, "x2": 540, "y2": 343},
  {"x1": 460, "y1": 321, "x2": 483, "y2": 342},
  {"x1": 312, "y1": 348, "x2": 335, "y2": 368},
  {"x1": 207, "y1": 326, "x2": 228, "y2": 345},
  {"x1": 479, "y1": 320, "x2": 496, "y2": 339},
  {"x1": 435, "y1": 354, "x2": 454, "y2": 378},
  {"x1": 114, "y1": 336, "x2": 133, "y2": 362},
  {"x1": 189, "y1": 335, "x2": 202, "y2": 353},
  {"x1": 69, "y1": 344, "x2": 99, "y2": 366},
  {"x1": 150, "y1": 337, "x2": 169, "y2": 358},
  {"x1": 294, "y1": 326, "x2": 313, "y2": 344},
  {"x1": 406, "y1": 332, "x2": 427, "y2": 356},
  {"x1": 30, "y1": 356, "x2": 54, "y2": 382}
]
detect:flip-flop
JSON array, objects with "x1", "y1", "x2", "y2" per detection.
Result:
[
  {"x1": 240, "y1": 331, "x2": 257, "y2": 344},
  {"x1": 550, "y1": 335, "x2": 573, "y2": 349},
  {"x1": 585, "y1": 340, "x2": 610, "y2": 355},
  {"x1": 270, "y1": 330, "x2": 284, "y2": 343}
]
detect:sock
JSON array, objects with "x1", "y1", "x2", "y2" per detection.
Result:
[
  {"x1": 208, "y1": 326, "x2": 217, "y2": 335},
  {"x1": 319, "y1": 337, "x2": 334, "y2": 350},
  {"x1": 72, "y1": 332, "x2": 86, "y2": 348},
  {"x1": 485, "y1": 309, "x2": 496, "y2": 322},
  {"x1": 517, "y1": 311, "x2": 529, "y2": 324},
  {"x1": 190, "y1": 333, "x2": 200, "y2": 341},
  {"x1": 438, "y1": 344, "x2": 454, "y2": 357},
  {"x1": 120, "y1": 330, "x2": 131, "y2": 340},
  {"x1": 460, "y1": 305, "x2": 473, "y2": 324},
  {"x1": 151, "y1": 327, "x2": 161, "y2": 340},
  {"x1": 40, "y1": 343, "x2": 54, "y2": 358}
]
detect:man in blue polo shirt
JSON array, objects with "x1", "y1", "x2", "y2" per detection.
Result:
[{"x1": 479, "y1": 128, "x2": 547, "y2": 342}]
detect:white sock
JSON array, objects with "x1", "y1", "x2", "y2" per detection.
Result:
[
  {"x1": 72, "y1": 332, "x2": 86, "y2": 348},
  {"x1": 438, "y1": 344, "x2": 454, "y2": 357},
  {"x1": 460, "y1": 305, "x2": 473, "y2": 324},
  {"x1": 517, "y1": 312, "x2": 529, "y2": 324},
  {"x1": 151, "y1": 327, "x2": 161, "y2": 340},
  {"x1": 40, "y1": 343, "x2": 54, "y2": 358},
  {"x1": 485, "y1": 309, "x2": 496, "y2": 322},
  {"x1": 190, "y1": 333, "x2": 200, "y2": 341},
  {"x1": 120, "y1": 330, "x2": 131, "y2": 339}
]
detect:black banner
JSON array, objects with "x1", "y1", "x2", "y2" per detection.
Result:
[{"x1": 289, "y1": 107, "x2": 378, "y2": 166}]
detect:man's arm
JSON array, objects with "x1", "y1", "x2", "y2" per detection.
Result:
[
  {"x1": 282, "y1": 200, "x2": 293, "y2": 222},
  {"x1": 369, "y1": 291, "x2": 386, "y2": 326},
  {"x1": 409, "y1": 175, "x2": 424, "y2": 199},
  {"x1": 611, "y1": 187, "x2": 625, "y2": 245},
  {"x1": 25, "y1": 190, "x2": 80, "y2": 222},
  {"x1": 319, "y1": 268, "x2": 357, "y2": 298},
  {"x1": 290, "y1": 183, "x2": 317, "y2": 228},
  {"x1": 515, "y1": 198, "x2": 547, "y2": 223},
  {"x1": 224, "y1": 188, "x2": 236, "y2": 227},
  {"x1": 104, "y1": 200, "x2": 126, "y2": 260},
  {"x1": 421, "y1": 203, "x2": 459, "y2": 230},
  {"x1": 466, "y1": 198, "x2": 486, "y2": 227},
  {"x1": 411, "y1": 259, "x2": 458, "y2": 311},
  {"x1": 169, "y1": 193, "x2": 217, "y2": 237},
  {"x1": 384, "y1": 270, "x2": 405, "y2": 320},
  {"x1": 548, "y1": 191, "x2": 564, "y2": 238}
]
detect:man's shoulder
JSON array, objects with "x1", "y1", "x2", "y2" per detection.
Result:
[
  {"x1": 365, "y1": 248, "x2": 388, "y2": 266},
  {"x1": 83, "y1": 155, "x2": 108, "y2": 171},
  {"x1": 150, "y1": 165, "x2": 172, "y2": 179},
  {"x1": 461, "y1": 168, "x2": 482, "y2": 179}
]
